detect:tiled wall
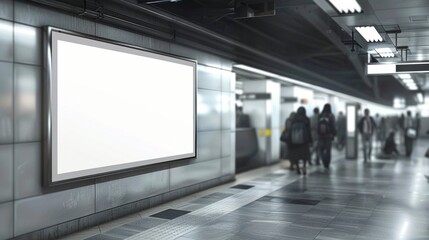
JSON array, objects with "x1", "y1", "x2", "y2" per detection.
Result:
[{"x1": 0, "y1": 1, "x2": 235, "y2": 239}]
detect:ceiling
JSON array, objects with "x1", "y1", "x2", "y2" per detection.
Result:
[{"x1": 32, "y1": 0, "x2": 429, "y2": 105}]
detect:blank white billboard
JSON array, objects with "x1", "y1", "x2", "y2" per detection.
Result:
[{"x1": 49, "y1": 30, "x2": 196, "y2": 183}]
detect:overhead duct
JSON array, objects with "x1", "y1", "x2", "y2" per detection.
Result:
[{"x1": 234, "y1": 0, "x2": 275, "y2": 19}]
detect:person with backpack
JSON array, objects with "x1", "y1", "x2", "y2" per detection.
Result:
[
  {"x1": 358, "y1": 108, "x2": 377, "y2": 163},
  {"x1": 286, "y1": 107, "x2": 312, "y2": 175},
  {"x1": 318, "y1": 104, "x2": 336, "y2": 169}
]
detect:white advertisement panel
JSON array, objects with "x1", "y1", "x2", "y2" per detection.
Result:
[{"x1": 49, "y1": 30, "x2": 196, "y2": 183}]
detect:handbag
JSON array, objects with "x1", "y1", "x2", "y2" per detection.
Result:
[
  {"x1": 280, "y1": 129, "x2": 288, "y2": 143},
  {"x1": 406, "y1": 128, "x2": 417, "y2": 139}
]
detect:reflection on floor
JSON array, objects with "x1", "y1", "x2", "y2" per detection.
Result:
[{"x1": 62, "y1": 140, "x2": 429, "y2": 240}]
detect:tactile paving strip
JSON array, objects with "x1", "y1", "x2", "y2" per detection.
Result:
[{"x1": 126, "y1": 176, "x2": 299, "y2": 240}]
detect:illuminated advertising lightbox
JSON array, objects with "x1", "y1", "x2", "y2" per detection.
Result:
[{"x1": 45, "y1": 28, "x2": 196, "y2": 184}]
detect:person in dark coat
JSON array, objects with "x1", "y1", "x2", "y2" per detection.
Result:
[
  {"x1": 318, "y1": 104, "x2": 336, "y2": 169},
  {"x1": 358, "y1": 108, "x2": 377, "y2": 163},
  {"x1": 285, "y1": 112, "x2": 296, "y2": 170},
  {"x1": 287, "y1": 107, "x2": 312, "y2": 175}
]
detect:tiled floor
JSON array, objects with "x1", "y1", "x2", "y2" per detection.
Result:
[{"x1": 61, "y1": 140, "x2": 429, "y2": 240}]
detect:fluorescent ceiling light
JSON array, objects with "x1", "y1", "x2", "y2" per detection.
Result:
[
  {"x1": 409, "y1": 86, "x2": 418, "y2": 90},
  {"x1": 328, "y1": 0, "x2": 362, "y2": 14},
  {"x1": 402, "y1": 79, "x2": 414, "y2": 83},
  {"x1": 375, "y1": 48, "x2": 394, "y2": 58},
  {"x1": 417, "y1": 93, "x2": 424, "y2": 103},
  {"x1": 355, "y1": 26, "x2": 383, "y2": 42},
  {"x1": 398, "y1": 74, "x2": 411, "y2": 79}
]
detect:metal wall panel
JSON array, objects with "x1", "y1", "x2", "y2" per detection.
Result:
[
  {"x1": 221, "y1": 131, "x2": 231, "y2": 158},
  {"x1": 14, "y1": 1, "x2": 96, "y2": 35},
  {"x1": 14, "y1": 24, "x2": 41, "y2": 65},
  {"x1": 14, "y1": 185, "x2": 95, "y2": 236},
  {"x1": 197, "y1": 89, "x2": 221, "y2": 131},
  {"x1": 95, "y1": 23, "x2": 170, "y2": 52},
  {"x1": 197, "y1": 65, "x2": 222, "y2": 91},
  {"x1": 0, "y1": 20, "x2": 13, "y2": 61},
  {"x1": 221, "y1": 92, "x2": 233, "y2": 130},
  {"x1": 14, "y1": 64, "x2": 41, "y2": 143},
  {"x1": 0, "y1": 62, "x2": 13, "y2": 144},
  {"x1": 170, "y1": 43, "x2": 199, "y2": 63},
  {"x1": 0, "y1": 0, "x2": 13, "y2": 21},
  {"x1": 221, "y1": 156, "x2": 234, "y2": 176},
  {"x1": 197, "y1": 131, "x2": 221, "y2": 162},
  {"x1": 0, "y1": 202, "x2": 13, "y2": 240},
  {"x1": 0, "y1": 145, "x2": 13, "y2": 203},
  {"x1": 170, "y1": 159, "x2": 221, "y2": 190},
  {"x1": 14, "y1": 143, "x2": 43, "y2": 200},
  {"x1": 95, "y1": 170, "x2": 169, "y2": 212},
  {"x1": 221, "y1": 71, "x2": 235, "y2": 93}
]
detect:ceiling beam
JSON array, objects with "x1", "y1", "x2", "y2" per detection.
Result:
[{"x1": 291, "y1": 4, "x2": 373, "y2": 88}]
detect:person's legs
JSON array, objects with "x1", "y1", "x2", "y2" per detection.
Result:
[
  {"x1": 326, "y1": 141, "x2": 332, "y2": 168},
  {"x1": 296, "y1": 159, "x2": 300, "y2": 174},
  {"x1": 362, "y1": 137, "x2": 368, "y2": 162},
  {"x1": 303, "y1": 159, "x2": 307, "y2": 175},
  {"x1": 315, "y1": 140, "x2": 321, "y2": 165},
  {"x1": 368, "y1": 136, "x2": 373, "y2": 160},
  {"x1": 405, "y1": 137, "x2": 411, "y2": 157}
]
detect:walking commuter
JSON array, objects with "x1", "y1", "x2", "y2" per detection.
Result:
[
  {"x1": 310, "y1": 107, "x2": 320, "y2": 165},
  {"x1": 286, "y1": 107, "x2": 312, "y2": 175},
  {"x1": 376, "y1": 117, "x2": 387, "y2": 151},
  {"x1": 404, "y1": 111, "x2": 416, "y2": 157},
  {"x1": 318, "y1": 104, "x2": 336, "y2": 169},
  {"x1": 285, "y1": 112, "x2": 296, "y2": 170},
  {"x1": 358, "y1": 108, "x2": 377, "y2": 163},
  {"x1": 416, "y1": 112, "x2": 421, "y2": 138},
  {"x1": 336, "y1": 111, "x2": 346, "y2": 150}
]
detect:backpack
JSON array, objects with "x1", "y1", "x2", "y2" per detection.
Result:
[
  {"x1": 318, "y1": 115, "x2": 331, "y2": 136},
  {"x1": 290, "y1": 121, "x2": 308, "y2": 144}
]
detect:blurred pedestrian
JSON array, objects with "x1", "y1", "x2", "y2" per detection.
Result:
[
  {"x1": 376, "y1": 117, "x2": 387, "y2": 152},
  {"x1": 310, "y1": 107, "x2": 320, "y2": 165},
  {"x1": 287, "y1": 107, "x2": 312, "y2": 175},
  {"x1": 404, "y1": 111, "x2": 416, "y2": 157},
  {"x1": 285, "y1": 112, "x2": 296, "y2": 170},
  {"x1": 336, "y1": 111, "x2": 346, "y2": 150},
  {"x1": 358, "y1": 108, "x2": 376, "y2": 163},
  {"x1": 318, "y1": 104, "x2": 336, "y2": 169}
]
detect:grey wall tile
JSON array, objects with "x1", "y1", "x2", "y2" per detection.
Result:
[
  {"x1": 95, "y1": 23, "x2": 169, "y2": 52},
  {"x1": 0, "y1": 62, "x2": 13, "y2": 144},
  {"x1": 221, "y1": 92, "x2": 233, "y2": 130},
  {"x1": 221, "y1": 131, "x2": 231, "y2": 158},
  {"x1": 0, "y1": 0, "x2": 13, "y2": 21},
  {"x1": 221, "y1": 156, "x2": 235, "y2": 176},
  {"x1": 14, "y1": 24, "x2": 42, "y2": 65},
  {"x1": 0, "y1": 202, "x2": 13, "y2": 240},
  {"x1": 14, "y1": 142, "x2": 43, "y2": 200},
  {"x1": 0, "y1": 20, "x2": 13, "y2": 61},
  {"x1": 197, "y1": 89, "x2": 221, "y2": 131},
  {"x1": 221, "y1": 70, "x2": 235, "y2": 93},
  {"x1": 197, "y1": 65, "x2": 221, "y2": 91},
  {"x1": 170, "y1": 159, "x2": 221, "y2": 190},
  {"x1": 14, "y1": 185, "x2": 95, "y2": 236},
  {"x1": 0, "y1": 145, "x2": 13, "y2": 203},
  {"x1": 95, "y1": 170, "x2": 169, "y2": 212},
  {"x1": 197, "y1": 131, "x2": 221, "y2": 162},
  {"x1": 14, "y1": 1, "x2": 95, "y2": 34},
  {"x1": 222, "y1": 132, "x2": 235, "y2": 176},
  {"x1": 14, "y1": 64, "x2": 41, "y2": 143}
]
